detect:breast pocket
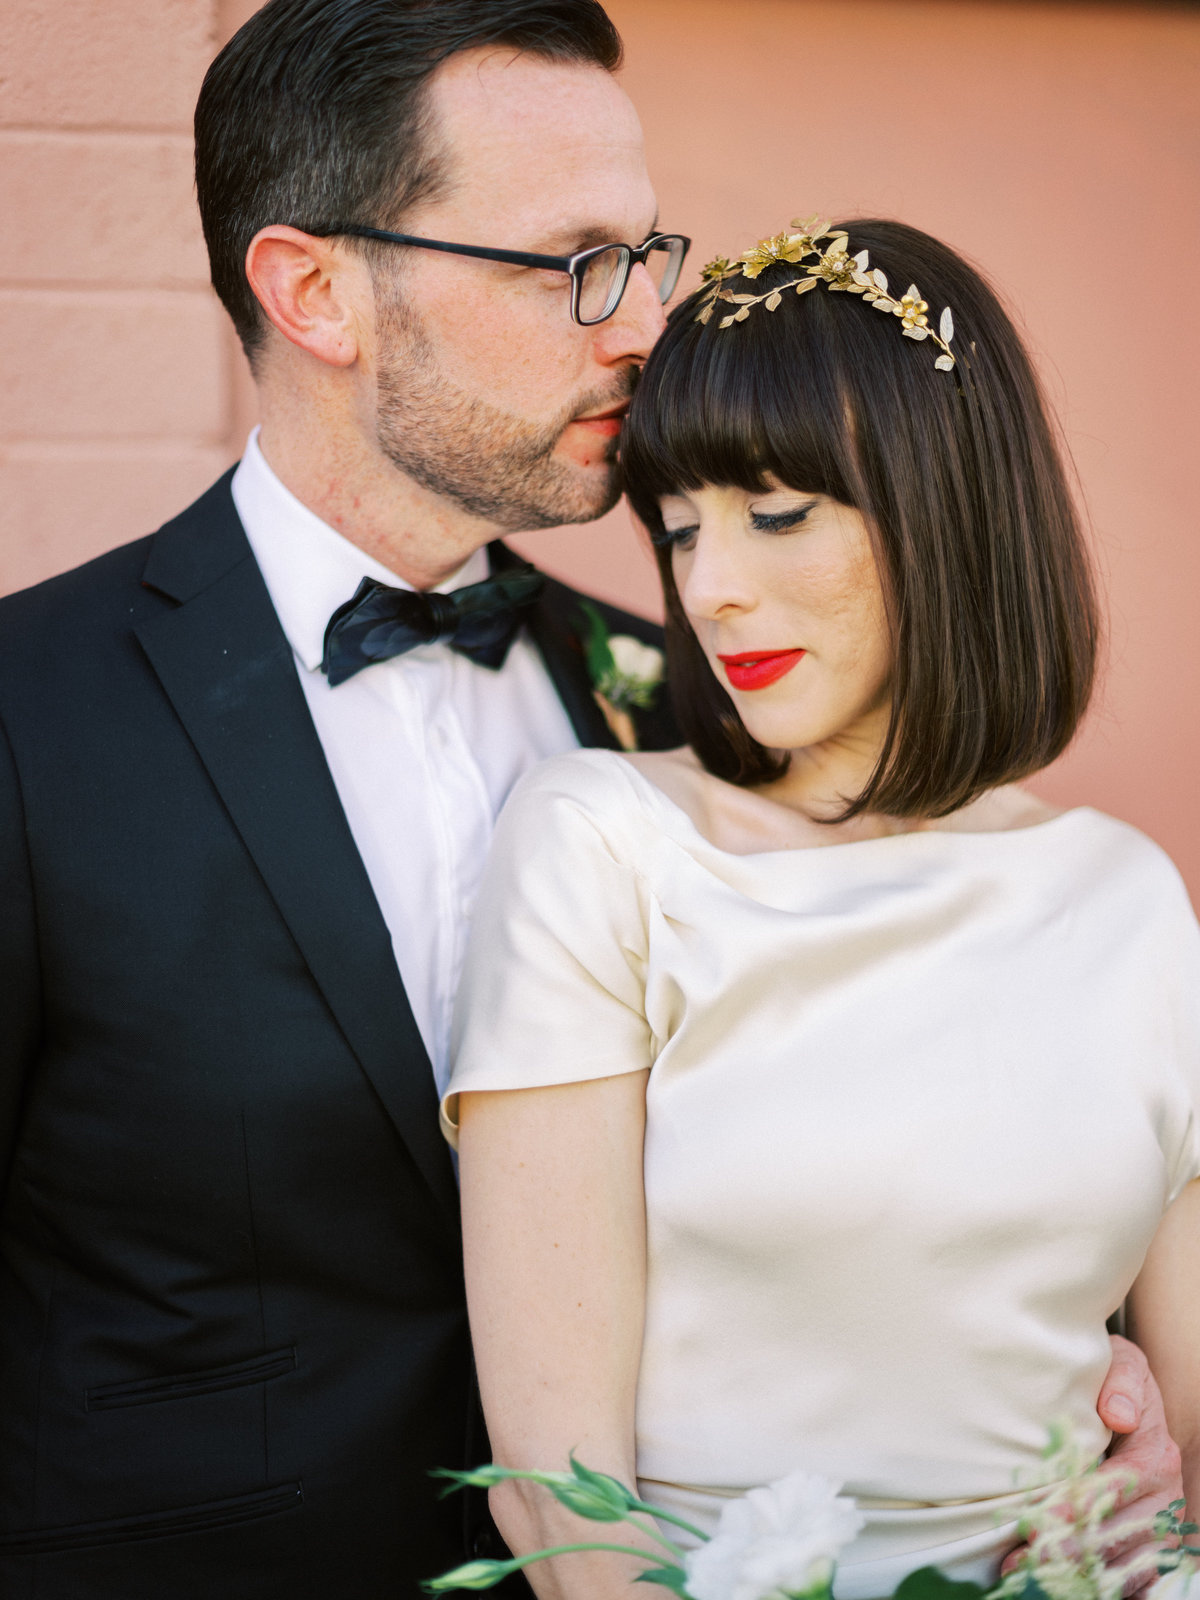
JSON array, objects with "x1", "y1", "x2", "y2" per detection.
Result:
[
  {"x1": 85, "y1": 1347, "x2": 297, "y2": 1411},
  {"x1": 16, "y1": 1344, "x2": 303, "y2": 1546}
]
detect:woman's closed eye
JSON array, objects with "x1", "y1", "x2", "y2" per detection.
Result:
[
  {"x1": 651, "y1": 522, "x2": 699, "y2": 550},
  {"x1": 749, "y1": 500, "x2": 818, "y2": 533}
]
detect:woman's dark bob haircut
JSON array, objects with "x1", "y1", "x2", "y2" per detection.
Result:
[{"x1": 622, "y1": 219, "x2": 1100, "y2": 819}]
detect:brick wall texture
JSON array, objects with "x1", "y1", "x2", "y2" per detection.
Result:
[{"x1": 0, "y1": 0, "x2": 233, "y2": 594}]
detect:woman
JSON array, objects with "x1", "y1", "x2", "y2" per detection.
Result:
[{"x1": 442, "y1": 218, "x2": 1200, "y2": 1599}]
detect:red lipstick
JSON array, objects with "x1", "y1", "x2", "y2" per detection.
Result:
[{"x1": 717, "y1": 649, "x2": 806, "y2": 691}]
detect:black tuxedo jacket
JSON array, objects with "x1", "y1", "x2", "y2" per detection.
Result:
[{"x1": 0, "y1": 472, "x2": 678, "y2": 1600}]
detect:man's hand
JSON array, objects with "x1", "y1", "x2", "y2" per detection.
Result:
[{"x1": 1002, "y1": 1335, "x2": 1183, "y2": 1594}]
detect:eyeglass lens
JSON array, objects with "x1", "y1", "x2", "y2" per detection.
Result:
[{"x1": 577, "y1": 237, "x2": 687, "y2": 324}]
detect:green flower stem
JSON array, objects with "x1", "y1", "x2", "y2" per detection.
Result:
[
  {"x1": 623, "y1": 1498, "x2": 708, "y2": 1544},
  {"x1": 622, "y1": 1509, "x2": 689, "y2": 1559},
  {"x1": 498, "y1": 1541, "x2": 682, "y2": 1575}
]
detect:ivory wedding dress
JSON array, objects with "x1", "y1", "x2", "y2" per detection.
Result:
[{"x1": 445, "y1": 750, "x2": 1200, "y2": 1598}]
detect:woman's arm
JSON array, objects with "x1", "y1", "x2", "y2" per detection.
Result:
[
  {"x1": 459, "y1": 1069, "x2": 654, "y2": 1600},
  {"x1": 1126, "y1": 1178, "x2": 1200, "y2": 1514}
]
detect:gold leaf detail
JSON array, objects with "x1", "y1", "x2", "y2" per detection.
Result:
[{"x1": 692, "y1": 216, "x2": 956, "y2": 373}]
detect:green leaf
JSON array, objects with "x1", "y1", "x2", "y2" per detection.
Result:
[
  {"x1": 579, "y1": 602, "x2": 617, "y2": 688},
  {"x1": 894, "y1": 1567, "x2": 988, "y2": 1600},
  {"x1": 634, "y1": 1567, "x2": 692, "y2": 1594},
  {"x1": 1001, "y1": 1578, "x2": 1055, "y2": 1600},
  {"x1": 569, "y1": 1457, "x2": 636, "y2": 1505},
  {"x1": 547, "y1": 1457, "x2": 635, "y2": 1521}
]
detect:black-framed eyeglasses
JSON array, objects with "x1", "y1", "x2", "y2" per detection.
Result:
[{"x1": 306, "y1": 224, "x2": 691, "y2": 326}]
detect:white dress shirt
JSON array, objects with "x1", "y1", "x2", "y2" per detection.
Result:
[{"x1": 231, "y1": 428, "x2": 579, "y2": 1092}]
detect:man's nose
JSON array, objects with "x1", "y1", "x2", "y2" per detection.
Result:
[{"x1": 592, "y1": 260, "x2": 667, "y2": 364}]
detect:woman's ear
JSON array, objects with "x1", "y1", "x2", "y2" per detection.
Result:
[{"x1": 244, "y1": 226, "x2": 363, "y2": 368}]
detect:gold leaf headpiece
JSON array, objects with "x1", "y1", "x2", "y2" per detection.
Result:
[{"x1": 696, "y1": 215, "x2": 956, "y2": 372}]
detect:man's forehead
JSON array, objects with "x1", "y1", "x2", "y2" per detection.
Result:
[
  {"x1": 424, "y1": 47, "x2": 652, "y2": 234},
  {"x1": 430, "y1": 45, "x2": 640, "y2": 130}
]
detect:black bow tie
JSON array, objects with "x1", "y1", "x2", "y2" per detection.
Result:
[{"x1": 321, "y1": 566, "x2": 545, "y2": 687}]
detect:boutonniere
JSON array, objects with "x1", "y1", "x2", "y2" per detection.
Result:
[{"x1": 579, "y1": 602, "x2": 664, "y2": 753}]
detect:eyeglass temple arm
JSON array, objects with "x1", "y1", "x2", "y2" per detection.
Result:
[{"x1": 310, "y1": 225, "x2": 574, "y2": 272}]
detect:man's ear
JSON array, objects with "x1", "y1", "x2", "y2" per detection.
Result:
[{"x1": 244, "y1": 226, "x2": 363, "y2": 368}]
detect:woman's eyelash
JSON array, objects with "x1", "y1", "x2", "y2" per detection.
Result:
[
  {"x1": 750, "y1": 502, "x2": 817, "y2": 532},
  {"x1": 650, "y1": 524, "x2": 698, "y2": 548}
]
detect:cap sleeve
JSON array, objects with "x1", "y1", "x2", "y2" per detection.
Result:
[
  {"x1": 1159, "y1": 865, "x2": 1200, "y2": 1203},
  {"x1": 442, "y1": 757, "x2": 653, "y2": 1146}
]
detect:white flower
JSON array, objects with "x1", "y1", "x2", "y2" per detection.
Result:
[
  {"x1": 607, "y1": 634, "x2": 664, "y2": 689},
  {"x1": 1146, "y1": 1565, "x2": 1200, "y2": 1600},
  {"x1": 684, "y1": 1471, "x2": 864, "y2": 1600}
]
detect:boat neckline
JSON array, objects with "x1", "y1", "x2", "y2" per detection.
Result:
[{"x1": 602, "y1": 750, "x2": 1098, "y2": 863}]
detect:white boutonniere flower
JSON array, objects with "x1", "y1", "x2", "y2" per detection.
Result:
[
  {"x1": 579, "y1": 602, "x2": 664, "y2": 752},
  {"x1": 683, "y1": 1471, "x2": 864, "y2": 1600}
]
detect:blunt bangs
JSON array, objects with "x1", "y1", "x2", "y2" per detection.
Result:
[
  {"x1": 621, "y1": 219, "x2": 1100, "y2": 815},
  {"x1": 623, "y1": 265, "x2": 863, "y2": 527}
]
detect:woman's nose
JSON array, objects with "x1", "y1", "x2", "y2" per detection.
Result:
[{"x1": 676, "y1": 531, "x2": 757, "y2": 622}]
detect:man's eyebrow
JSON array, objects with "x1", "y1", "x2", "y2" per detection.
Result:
[{"x1": 532, "y1": 215, "x2": 661, "y2": 255}]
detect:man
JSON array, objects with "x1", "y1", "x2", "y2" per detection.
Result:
[{"x1": 0, "y1": 2, "x2": 1177, "y2": 1597}]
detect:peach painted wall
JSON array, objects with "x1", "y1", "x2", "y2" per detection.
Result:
[
  {"x1": 3, "y1": 1, "x2": 1198, "y2": 898},
  {"x1": 0, "y1": 0, "x2": 239, "y2": 592}
]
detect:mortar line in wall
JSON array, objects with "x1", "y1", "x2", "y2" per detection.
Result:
[
  {"x1": 2, "y1": 438, "x2": 239, "y2": 455},
  {"x1": 0, "y1": 280, "x2": 211, "y2": 295},
  {"x1": 0, "y1": 123, "x2": 193, "y2": 137}
]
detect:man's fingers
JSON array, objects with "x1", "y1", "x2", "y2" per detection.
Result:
[
  {"x1": 1102, "y1": 1422, "x2": 1183, "y2": 1515},
  {"x1": 1105, "y1": 1540, "x2": 1169, "y2": 1599},
  {"x1": 1000, "y1": 1340, "x2": 1178, "y2": 1591},
  {"x1": 1099, "y1": 1334, "x2": 1152, "y2": 1434}
]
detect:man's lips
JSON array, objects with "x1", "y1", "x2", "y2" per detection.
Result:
[
  {"x1": 717, "y1": 649, "x2": 806, "y2": 691},
  {"x1": 570, "y1": 403, "x2": 628, "y2": 438}
]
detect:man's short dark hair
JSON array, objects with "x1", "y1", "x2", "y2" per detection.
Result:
[
  {"x1": 622, "y1": 218, "x2": 1101, "y2": 821},
  {"x1": 195, "y1": 0, "x2": 623, "y2": 361}
]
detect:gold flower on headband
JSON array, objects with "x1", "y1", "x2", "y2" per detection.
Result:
[
  {"x1": 738, "y1": 231, "x2": 811, "y2": 278},
  {"x1": 695, "y1": 215, "x2": 957, "y2": 372},
  {"x1": 699, "y1": 256, "x2": 735, "y2": 282}
]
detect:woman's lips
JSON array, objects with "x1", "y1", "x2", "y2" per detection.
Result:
[{"x1": 717, "y1": 649, "x2": 806, "y2": 691}]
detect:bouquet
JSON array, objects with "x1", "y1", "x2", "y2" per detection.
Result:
[{"x1": 424, "y1": 1430, "x2": 1199, "y2": 1600}]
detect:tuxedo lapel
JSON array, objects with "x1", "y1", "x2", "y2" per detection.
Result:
[
  {"x1": 489, "y1": 540, "x2": 679, "y2": 752},
  {"x1": 136, "y1": 477, "x2": 459, "y2": 1223},
  {"x1": 488, "y1": 541, "x2": 619, "y2": 749}
]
